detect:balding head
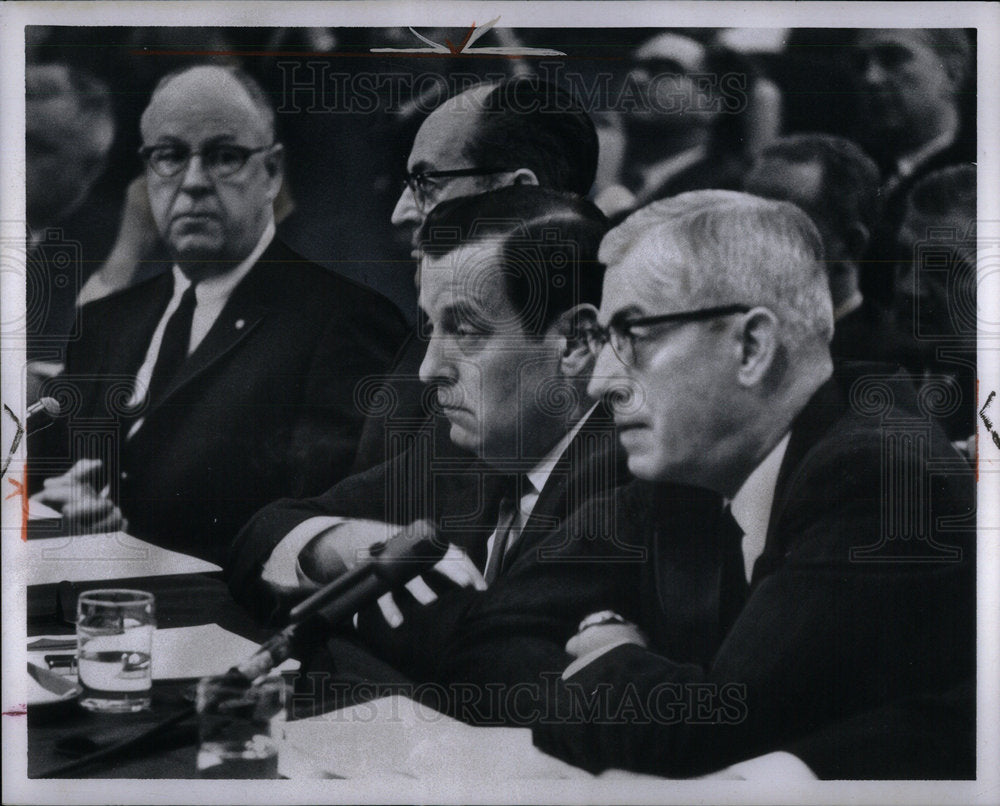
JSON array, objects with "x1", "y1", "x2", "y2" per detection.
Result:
[{"x1": 391, "y1": 77, "x2": 597, "y2": 256}]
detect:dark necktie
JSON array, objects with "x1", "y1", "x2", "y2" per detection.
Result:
[
  {"x1": 146, "y1": 282, "x2": 197, "y2": 405},
  {"x1": 483, "y1": 476, "x2": 522, "y2": 585},
  {"x1": 717, "y1": 504, "x2": 749, "y2": 638}
]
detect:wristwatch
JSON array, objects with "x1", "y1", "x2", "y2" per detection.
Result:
[{"x1": 577, "y1": 610, "x2": 629, "y2": 632}]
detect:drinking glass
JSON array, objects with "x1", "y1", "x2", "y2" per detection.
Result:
[{"x1": 76, "y1": 589, "x2": 155, "y2": 712}]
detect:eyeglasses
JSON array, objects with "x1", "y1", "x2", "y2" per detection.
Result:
[
  {"x1": 139, "y1": 143, "x2": 274, "y2": 179},
  {"x1": 403, "y1": 167, "x2": 516, "y2": 212},
  {"x1": 584, "y1": 304, "x2": 751, "y2": 367}
]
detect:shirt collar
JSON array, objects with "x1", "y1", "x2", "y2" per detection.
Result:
[
  {"x1": 729, "y1": 432, "x2": 791, "y2": 575},
  {"x1": 833, "y1": 290, "x2": 864, "y2": 322},
  {"x1": 173, "y1": 218, "x2": 275, "y2": 303},
  {"x1": 895, "y1": 126, "x2": 957, "y2": 180},
  {"x1": 525, "y1": 402, "x2": 599, "y2": 498}
]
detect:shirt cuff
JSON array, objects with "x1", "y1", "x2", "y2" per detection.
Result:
[
  {"x1": 562, "y1": 639, "x2": 636, "y2": 680},
  {"x1": 261, "y1": 516, "x2": 346, "y2": 590}
]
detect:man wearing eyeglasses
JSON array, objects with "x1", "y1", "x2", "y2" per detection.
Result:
[
  {"x1": 30, "y1": 65, "x2": 406, "y2": 564},
  {"x1": 350, "y1": 76, "x2": 599, "y2": 473},
  {"x1": 529, "y1": 190, "x2": 974, "y2": 778}
]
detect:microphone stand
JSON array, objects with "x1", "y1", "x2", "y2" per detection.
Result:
[{"x1": 35, "y1": 521, "x2": 442, "y2": 778}]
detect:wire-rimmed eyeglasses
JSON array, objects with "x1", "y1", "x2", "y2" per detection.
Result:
[
  {"x1": 583, "y1": 304, "x2": 752, "y2": 366},
  {"x1": 403, "y1": 167, "x2": 516, "y2": 212},
  {"x1": 139, "y1": 143, "x2": 274, "y2": 179}
]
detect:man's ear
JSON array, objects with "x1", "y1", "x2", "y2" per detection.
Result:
[
  {"x1": 555, "y1": 304, "x2": 598, "y2": 379},
  {"x1": 736, "y1": 307, "x2": 780, "y2": 387},
  {"x1": 511, "y1": 168, "x2": 540, "y2": 187},
  {"x1": 264, "y1": 143, "x2": 285, "y2": 200}
]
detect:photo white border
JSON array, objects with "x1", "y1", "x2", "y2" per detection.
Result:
[{"x1": 2, "y1": 2, "x2": 997, "y2": 804}]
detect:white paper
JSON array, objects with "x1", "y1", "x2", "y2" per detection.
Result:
[
  {"x1": 279, "y1": 695, "x2": 589, "y2": 781},
  {"x1": 22, "y1": 532, "x2": 220, "y2": 585}
]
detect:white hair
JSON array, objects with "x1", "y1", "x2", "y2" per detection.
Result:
[{"x1": 600, "y1": 190, "x2": 834, "y2": 351}]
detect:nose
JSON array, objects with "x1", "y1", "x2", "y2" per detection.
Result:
[
  {"x1": 587, "y1": 341, "x2": 624, "y2": 401},
  {"x1": 179, "y1": 153, "x2": 212, "y2": 193},
  {"x1": 418, "y1": 330, "x2": 452, "y2": 387},
  {"x1": 391, "y1": 185, "x2": 421, "y2": 228}
]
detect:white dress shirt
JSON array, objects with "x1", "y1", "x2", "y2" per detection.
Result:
[
  {"x1": 125, "y1": 219, "x2": 274, "y2": 437},
  {"x1": 261, "y1": 403, "x2": 599, "y2": 590},
  {"x1": 564, "y1": 431, "x2": 792, "y2": 679}
]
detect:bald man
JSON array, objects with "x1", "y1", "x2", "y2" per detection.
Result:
[{"x1": 31, "y1": 65, "x2": 406, "y2": 564}]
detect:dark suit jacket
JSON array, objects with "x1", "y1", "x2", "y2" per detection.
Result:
[
  {"x1": 30, "y1": 239, "x2": 407, "y2": 566},
  {"x1": 532, "y1": 363, "x2": 975, "y2": 778},
  {"x1": 227, "y1": 403, "x2": 645, "y2": 716}
]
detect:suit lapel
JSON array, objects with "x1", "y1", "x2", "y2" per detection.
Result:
[
  {"x1": 105, "y1": 274, "x2": 175, "y2": 379},
  {"x1": 137, "y1": 249, "x2": 281, "y2": 422}
]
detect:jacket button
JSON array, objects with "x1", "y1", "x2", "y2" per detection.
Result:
[{"x1": 120, "y1": 471, "x2": 129, "y2": 480}]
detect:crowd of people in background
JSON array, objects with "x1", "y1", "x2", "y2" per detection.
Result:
[{"x1": 22, "y1": 26, "x2": 978, "y2": 781}]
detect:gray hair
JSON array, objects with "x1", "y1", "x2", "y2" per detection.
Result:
[{"x1": 600, "y1": 190, "x2": 834, "y2": 349}]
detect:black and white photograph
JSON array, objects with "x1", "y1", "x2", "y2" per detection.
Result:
[{"x1": 2, "y1": 2, "x2": 997, "y2": 803}]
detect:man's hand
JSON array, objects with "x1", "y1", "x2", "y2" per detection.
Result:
[
  {"x1": 376, "y1": 544, "x2": 486, "y2": 628},
  {"x1": 566, "y1": 621, "x2": 648, "y2": 659},
  {"x1": 296, "y1": 518, "x2": 399, "y2": 585},
  {"x1": 31, "y1": 458, "x2": 126, "y2": 534}
]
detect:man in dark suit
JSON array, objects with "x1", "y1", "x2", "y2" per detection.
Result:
[
  {"x1": 228, "y1": 188, "x2": 641, "y2": 713},
  {"x1": 30, "y1": 65, "x2": 406, "y2": 565},
  {"x1": 743, "y1": 133, "x2": 891, "y2": 363},
  {"x1": 351, "y1": 76, "x2": 599, "y2": 472},
  {"x1": 530, "y1": 190, "x2": 975, "y2": 778},
  {"x1": 850, "y1": 29, "x2": 975, "y2": 308}
]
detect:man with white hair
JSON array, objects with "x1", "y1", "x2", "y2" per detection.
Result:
[{"x1": 530, "y1": 190, "x2": 974, "y2": 778}]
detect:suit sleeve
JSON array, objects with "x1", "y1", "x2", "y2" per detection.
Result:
[
  {"x1": 784, "y1": 680, "x2": 975, "y2": 780},
  {"x1": 280, "y1": 289, "x2": 408, "y2": 498},
  {"x1": 532, "y1": 435, "x2": 975, "y2": 777},
  {"x1": 355, "y1": 489, "x2": 650, "y2": 723}
]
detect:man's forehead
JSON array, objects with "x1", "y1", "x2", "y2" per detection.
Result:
[
  {"x1": 418, "y1": 240, "x2": 505, "y2": 310},
  {"x1": 600, "y1": 238, "x2": 687, "y2": 320},
  {"x1": 856, "y1": 29, "x2": 931, "y2": 53},
  {"x1": 141, "y1": 67, "x2": 267, "y2": 142}
]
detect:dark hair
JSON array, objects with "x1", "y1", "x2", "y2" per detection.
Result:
[
  {"x1": 149, "y1": 64, "x2": 276, "y2": 139},
  {"x1": 749, "y1": 133, "x2": 882, "y2": 252},
  {"x1": 462, "y1": 76, "x2": 599, "y2": 196},
  {"x1": 419, "y1": 186, "x2": 608, "y2": 334},
  {"x1": 908, "y1": 163, "x2": 976, "y2": 219}
]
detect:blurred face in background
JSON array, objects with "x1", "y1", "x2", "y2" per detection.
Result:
[
  {"x1": 853, "y1": 30, "x2": 960, "y2": 155},
  {"x1": 26, "y1": 64, "x2": 110, "y2": 227}
]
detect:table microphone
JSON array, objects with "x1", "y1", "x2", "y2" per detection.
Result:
[
  {"x1": 26, "y1": 396, "x2": 61, "y2": 435},
  {"x1": 228, "y1": 519, "x2": 444, "y2": 684}
]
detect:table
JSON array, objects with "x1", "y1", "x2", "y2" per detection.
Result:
[{"x1": 27, "y1": 571, "x2": 277, "y2": 778}]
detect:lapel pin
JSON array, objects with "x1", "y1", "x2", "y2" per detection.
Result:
[{"x1": 235, "y1": 319, "x2": 245, "y2": 330}]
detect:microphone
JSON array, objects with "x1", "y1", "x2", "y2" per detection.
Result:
[
  {"x1": 230, "y1": 519, "x2": 444, "y2": 683},
  {"x1": 26, "y1": 396, "x2": 61, "y2": 436},
  {"x1": 27, "y1": 396, "x2": 61, "y2": 419}
]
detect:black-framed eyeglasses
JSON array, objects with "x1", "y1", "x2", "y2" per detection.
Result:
[
  {"x1": 403, "y1": 167, "x2": 516, "y2": 212},
  {"x1": 139, "y1": 143, "x2": 274, "y2": 179},
  {"x1": 583, "y1": 303, "x2": 752, "y2": 367}
]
